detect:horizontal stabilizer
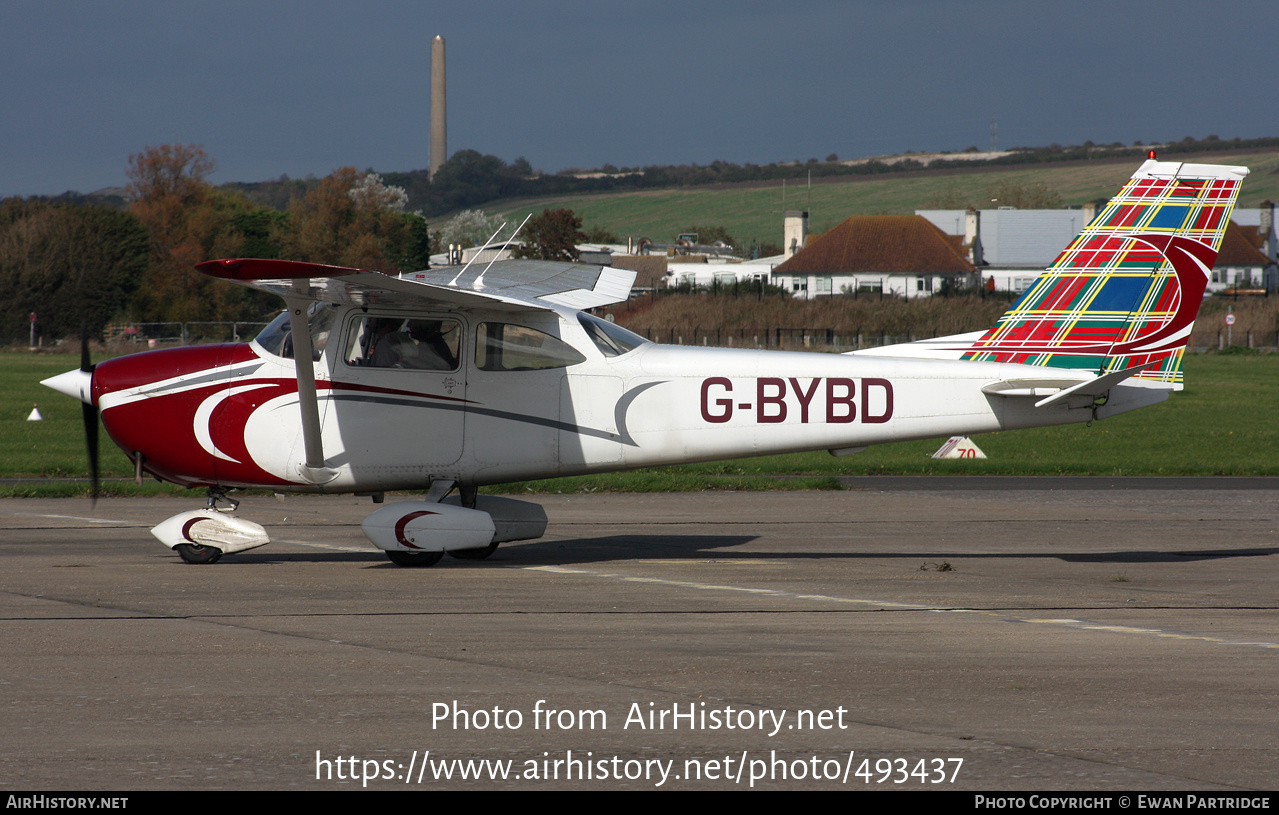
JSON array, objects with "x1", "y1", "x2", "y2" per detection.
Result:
[
  {"x1": 1031, "y1": 361, "x2": 1161, "y2": 407},
  {"x1": 981, "y1": 361, "x2": 1162, "y2": 408}
]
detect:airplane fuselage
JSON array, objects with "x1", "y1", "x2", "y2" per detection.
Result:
[{"x1": 92, "y1": 302, "x2": 1167, "y2": 493}]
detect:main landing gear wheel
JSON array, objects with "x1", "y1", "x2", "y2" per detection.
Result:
[
  {"x1": 448, "y1": 542, "x2": 499, "y2": 560},
  {"x1": 174, "y1": 543, "x2": 223, "y2": 564},
  {"x1": 386, "y1": 550, "x2": 444, "y2": 568}
]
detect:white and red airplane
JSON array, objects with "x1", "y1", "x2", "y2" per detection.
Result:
[{"x1": 43, "y1": 156, "x2": 1247, "y2": 566}]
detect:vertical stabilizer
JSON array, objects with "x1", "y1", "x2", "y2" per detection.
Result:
[{"x1": 961, "y1": 159, "x2": 1247, "y2": 387}]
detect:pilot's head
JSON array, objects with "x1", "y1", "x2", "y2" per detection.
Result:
[{"x1": 409, "y1": 321, "x2": 443, "y2": 341}]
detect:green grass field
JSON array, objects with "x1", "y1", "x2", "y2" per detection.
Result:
[
  {"x1": 477, "y1": 150, "x2": 1279, "y2": 249},
  {"x1": 3, "y1": 350, "x2": 1275, "y2": 499}
]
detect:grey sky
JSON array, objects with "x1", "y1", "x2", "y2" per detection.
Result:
[{"x1": 1, "y1": 0, "x2": 1270, "y2": 198}]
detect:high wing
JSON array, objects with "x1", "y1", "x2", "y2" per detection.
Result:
[
  {"x1": 193, "y1": 256, "x2": 636, "y2": 489},
  {"x1": 195, "y1": 257, "x2": 637, "y2": 312}
]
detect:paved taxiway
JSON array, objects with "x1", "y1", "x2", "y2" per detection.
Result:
[{"x1": 1, "y1": 483, "x2": 1275, "y2": 790}]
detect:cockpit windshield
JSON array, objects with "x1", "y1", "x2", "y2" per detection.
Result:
[
  {"x1": 578, "y1": 312, "x2": 649, "y2": 357},
  {"x1": 254, "y1": 303, "x2": 338, "y2": 361}
]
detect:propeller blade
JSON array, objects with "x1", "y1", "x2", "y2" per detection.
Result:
[
  {"x1": 79, "y1": 330, "x2": 99, "y2": 505},
  {"x1": 82, "y1": 400, "x2": 99, "y2": 506}
]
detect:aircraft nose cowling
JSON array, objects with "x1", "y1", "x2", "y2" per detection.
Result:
[
  {"x1": 84, "y1": 343, "x2": 287, "y2": 489},
  {"x1": 41, "y1": 368, "x2": 94, "y2": 405}
]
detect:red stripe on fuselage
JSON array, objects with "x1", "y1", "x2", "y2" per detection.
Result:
[{"x1": 92, "y1": 343, "x2": 477, "y2": 488}]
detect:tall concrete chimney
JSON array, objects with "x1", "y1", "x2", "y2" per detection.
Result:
[
  {"x1": 783, "y1": 211, "x2": 808, "y2": 258},
  {"x1": 1082, "y1": 200, "x2": 1098, "y2": 226},
  {"x1": 965, "y1": 209, "x2": 983, "y2": 266},
  {"x1": 430, "y1": 35, "x2": 447, "y2": 179},
  {"x1": 1260, "y1": 200, "x2": 1276, "y2": 262}
]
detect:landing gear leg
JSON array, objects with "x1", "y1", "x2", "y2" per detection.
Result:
[{"x1": 205, "y1": 487, "x2": 240, "y2": 512}]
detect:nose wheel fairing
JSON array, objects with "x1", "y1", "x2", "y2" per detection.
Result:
[{"x1": 151, "y1": 509, "x2": 271, "y2": 560}]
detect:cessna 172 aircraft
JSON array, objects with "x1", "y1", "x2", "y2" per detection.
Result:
[{"x1": 42, "y1": 156, "x2": 1247, "y2": 566}]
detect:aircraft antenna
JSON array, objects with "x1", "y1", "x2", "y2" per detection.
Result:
[
  {"x1": 449, "y1": 221, "x2": 508, "y2": 286},
  {"x1": 476, "y1": 212, "x2": 533, "y2": 289}
]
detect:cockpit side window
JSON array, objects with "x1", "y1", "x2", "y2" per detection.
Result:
[
  {"x1": 475, "y1": 322, "x2": 586, "y2": 371},
  {"x1": 343, "y1": 315, "x2": 461, "y2": 371}
]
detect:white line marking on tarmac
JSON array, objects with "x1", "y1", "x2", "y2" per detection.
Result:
[
  {"x1": 278, "y1": 539, "x2": 377, "y2": 553},
  {"x1": 523, "y1": 566, "x2": 1279, "y2": 650},
  {"x1": 15, "y1": 512, "x2": 141, "y2": 525},
  {"x1": 1024, "y1": 618, "x2": 1279, "y2": 649},
  {"x1": 525, "y1": 566, "x2": 936, "y2": 610}
]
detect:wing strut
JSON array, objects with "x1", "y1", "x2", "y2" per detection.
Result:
[{"x1": 285, "y1": 280, "x2": 337, "y2": 485}]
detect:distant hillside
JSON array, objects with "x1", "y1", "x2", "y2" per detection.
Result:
[
  {"x1": 475, "y1": 149, "x2": 1279, "y2": 253},
  {"x1": 211, "y1": 135, "x2": 1279, "y2": 242}
]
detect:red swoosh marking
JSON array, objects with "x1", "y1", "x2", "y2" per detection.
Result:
[
  {"x1": 180, "y1": 517, "x2": 211, "y2": 543},
  {"x1": 970, "y1": 233, "x2": 1214, "y2": 357},
  {"x1": 394, "y1": 510, "x2": 438, "y2": 549}
]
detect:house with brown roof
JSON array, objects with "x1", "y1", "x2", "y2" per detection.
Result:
[
  {"x1": 1212, "y1": 220, "x2": 1276, "y2": 292},
  {"x1": 771, "y1": 214, "x2": 977, "y2": 299},
  {"x1": 608, "y1": 254, "x2": 670, "y2": 292}
]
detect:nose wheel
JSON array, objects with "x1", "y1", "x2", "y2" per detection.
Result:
[
  {"x1": 174, "y1": 543, "x2": 223, "y2": 564},
  {"x1": 385, "y1": 550, "x2": 444, "y2": 568}
]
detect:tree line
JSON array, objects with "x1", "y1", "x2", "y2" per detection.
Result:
[
  {"x1": 1, "y1": 144, "x2": 635, "y2": 344},
  {"x1": 7, "y1": 132, "x2": 1271, "y2": 344},
  {"x1": 2, "y1": 145, "x2": 432, "y2": 343}
]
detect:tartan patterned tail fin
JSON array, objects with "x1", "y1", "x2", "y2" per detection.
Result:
[{"x1": 962, "y1": 158, "x2": 1248, "y2": 388}]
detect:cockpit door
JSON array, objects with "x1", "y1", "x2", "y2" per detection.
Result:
[{"x1": 328, "y1": 313, "x2": 467, "y2": 483}]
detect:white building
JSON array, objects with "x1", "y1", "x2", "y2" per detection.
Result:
[
  {"x1": 921, "y1": 205, "x2": 1278, "y2": 295},
  {"x1": 770, "y1": 214, "x2": 977, "y2": 299}
]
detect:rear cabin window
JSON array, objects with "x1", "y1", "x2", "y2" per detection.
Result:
[{"x1": 475, "y1": 323, "x2": 586, "y2": 371}]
